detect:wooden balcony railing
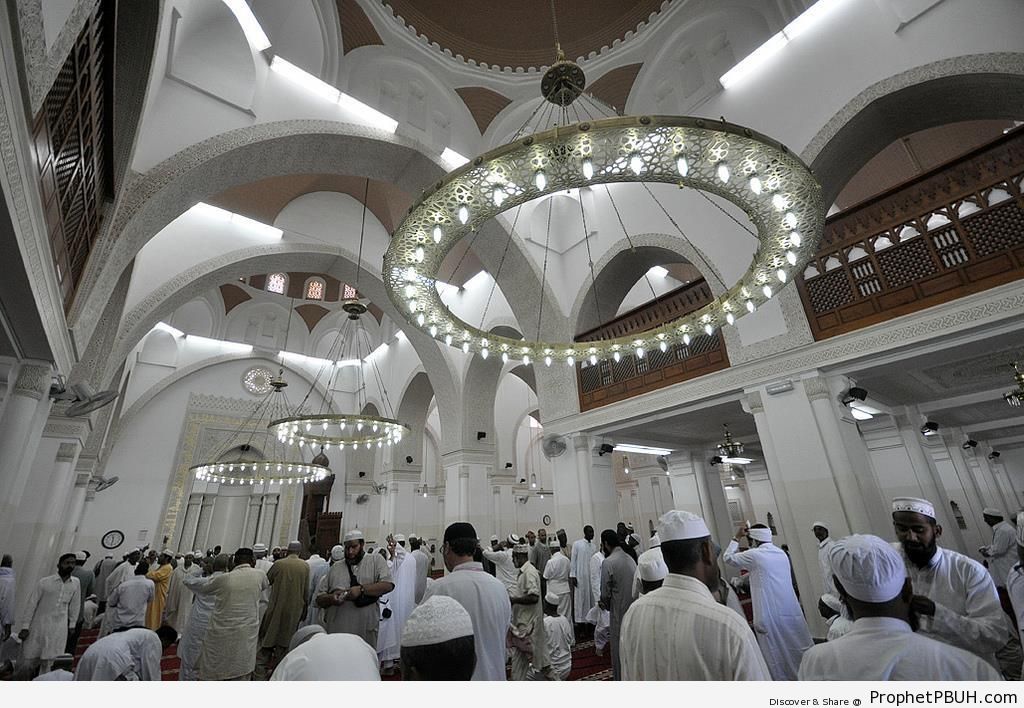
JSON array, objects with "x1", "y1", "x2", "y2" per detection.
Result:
[
  {"x1": 797, "y1": 129, "x2": 1024, "y2": 339},
  {"x1": 575, "y1": 279, "x2": 729, "y2": 411}
]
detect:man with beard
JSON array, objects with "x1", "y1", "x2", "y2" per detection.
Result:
[
  {"x1": 891, "y1": 497, "x2": 1007, "y2": 669},
  {"x1": 315, "y1": 529, "x2": 394, "y2": 648}
]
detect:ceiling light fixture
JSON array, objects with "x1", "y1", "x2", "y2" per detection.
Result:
[
  {"x1": 920, "y1": 421, "x2": 940, "y2": 437},
  {"x1": 613, "y1": 443, "x2": 673, "y2": 456},
  {"x1": 1004, "y1": 362, "x2": 1024, "y2": 407},
  {"x1": 716, "y1": 424, "x2": 753, "y2": 465}
]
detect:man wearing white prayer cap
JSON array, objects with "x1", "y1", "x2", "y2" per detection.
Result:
[
  {"x1": 621, "y1": 510, "x2": 769, "y2": 680},
  {"x1": 314, "y1": 528, "x2": 393, "y2": 649},
  {"x1": 723, "y1": 522, "x2": 812, "y2": 680},
  {"x1": 891, "y1": 496, "x2": 1007, "y2": 668},
  {"x1": 253, "y1": 543, "x2": 272, "y2": 573},
  {"x1": 288, "y1": 624, "x2": 324, "y2": 653},
  {"x1": 980, "y1": 508, "x2": 1017, "y2": 591},
  {"x1": 482, "y1": 533, "x2": 519, "y2": 594},
  {"x1": 811, "y1": 521, "x2": 852, "y2": 641},
  {"x1": 799, "y1": 535, "x2": 1001, "y2": 680},
  {"x1": 509, "y1": 542, "x2": 550, "y2": 679},
  {"x1": 631, "y1": 533, "x2": 663, "y2": 600},
  {"x1": 399, "y1": 595, "x2": 476, "y2": 680},
  {"x1": 270, "y1": 632, "x2": 381, "y2": 680},
  {"x1": 636, "y1": 550, "x2": 668, "y2": 595},
  {"x1": 541, "y1": 590, "x2": 574, "y2": 679},
  {"x1": 542, "y1": 537, "x2": 571, "y2": 622}
]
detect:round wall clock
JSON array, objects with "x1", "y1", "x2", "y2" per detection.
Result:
[
  {"x1": 101, "y1": 529, "x2": 125, "y2": 550},
  {"x1": 542, "y1": 514, "x2": 552, "y2": 526}
]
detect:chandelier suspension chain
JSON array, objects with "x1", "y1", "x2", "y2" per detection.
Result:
[
  {"x1": 693, "y1": 188, "x2": 760, "y2": 239},
  {"x1": 354, "y1": 178, "x2": 369, "y2": 289},
  {"x1": 602, "y1": 184, "x2": 660, "y2": 303},
  {"x1": 549, "y1": 0, "x2": 561, "y2": 56},
  {"x1": 579, "y1": 193, "x2": 604, "y2": 327},
  {"x1": 639, "y1": 182, "x2": 726, "y2": 292},
  {"x1": 535, "y1": 198, "x2": 555, "y2": 342},
  {"x1": 479, "y1": 205, "x2": 524, "y2": 332}
]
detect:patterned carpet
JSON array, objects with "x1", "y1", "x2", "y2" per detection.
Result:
[{"x1": 74, "y1": 627, "x2": 611, "y2": 681}]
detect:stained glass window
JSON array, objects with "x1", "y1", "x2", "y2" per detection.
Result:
[
  {"x1": 306, "y1": 278, "x2": 325, "y2": 300},
  {"x1": 267, "y1": 273, "x2": 287, "y2": 294},
  {"x1": 342, "y1": 284, "x2": 357, "y2": 300}
]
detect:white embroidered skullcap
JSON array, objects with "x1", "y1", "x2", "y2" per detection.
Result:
[
  {"x1": 892, "y1": 496, "x2": 935, "y2": 519},
  {"x1": 394, "y1": 534, "x2": 406, "y2": 542},
  {"x1": 545, "y1": 590, "x2": 561, "y2": 605},
  {"x1": 650, "y1": 533, "x2": 660, "y2": 548},
  {"x1": 343, "y1": 529, "x2": 365, "y2": 542},
  {"x1": 828, "y1": 534, "x2": 907, "y2": 603},
  {"x1": 507, "y1": 533, "x2": 521, "y2": 545},
  {"x1": 490, "y1": 534, "x2": 499, "y2": 542},
  {"x1": 811, "y1": 521, "x2": 829, "y2": 530},
  {"x1": 253, "y1": 543, "x2": 268, "y2": 552},
  {"x1": 192, "y1": 550, "x2": 203, "y2": 557},
  {"x1": 288, "y1": 625, "x2": 325, "y2": 653},
  {"x1": 548, "y1": 538, "x2": 560, "y2": 548},
  {"x1": 657, "y1": 510, "x2": 710, "y2": 542},
  {"x1": 330, "y1": 545, "x2": 345, "y2": 561},
  {"x1": 638, "y1": 551, "x2": 669, "y2": 582},
  {"x1": 512, "y1": 543, "x2": 529, "y2": 554},
  {"x1": 401, "y1": 595, "x2": 474, "y2": 648},
  {"x1": 74, "y1": 551, "x2": 87, "y2": 561},
  {"x1": 983, "y1": 507, "x2": 1004, "y2": 518},
  {"x1": 161, "y1": 549, "x2": 173, "y2": 556},
  {"x1": 747, "y1": 527, "x2": 773, "y2": 543},
  {"x1": 408, "y1": 533, "x2": 419, "y2": 541},
  {"x1": 271, "y1": 634, "x2": 381, "y2": 681},
  {"x1": 627, "y1": 533, "x2": 641, "y2": 546}
]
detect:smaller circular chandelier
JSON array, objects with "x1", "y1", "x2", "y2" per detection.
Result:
[
  {"x1": 270, "y1": 413, "x2": 406, "y2": 450},
  {"x1": 189, "y1": 373, "x2": 330, "y2": 486},
  {"x1": 1005, "y1": 362, "x2": 1024, "y2": 408}
]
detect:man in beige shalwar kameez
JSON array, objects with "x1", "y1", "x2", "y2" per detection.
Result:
[
  {"x1": 509, "y1": 543, "x2": 549, "y2": 680},
  {"x1": 315, "y1": 529, "x2": 393, "y2": 649}
]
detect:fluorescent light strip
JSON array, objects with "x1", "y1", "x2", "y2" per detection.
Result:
[
  {"x1": 185, "y1": 334, "x2": 253, "y2": 353},
  {"x1": 649, "y1": 266, "x2": 669, "y2": 278},
  {"x1": 279, "y1": 351, "x2": 335, "y2": 368},
  {"x1": 153, "y1": 321, "x2": 184, "y2": 338},
  {"x1": 720, "y1": 0, "x2": 847, "y2": 89},
  {"x1": 721, "y1": 456, "x2": 754, "y2": 465},
  {"x1": 335, "y1": 359, "x2": 362, "y2": 368},
  {"x1": 270, "y1": 57, "x2": 398, "y2": 133},
  {"x1": 441, "y1": 147, "x2": 470, "y2": 169},
  {"x1": 613, "y1": 443, "x2": 673, "y2": 456},
  {"x1": 222, "y1": 0, "x2": 271, "y2": 52}
]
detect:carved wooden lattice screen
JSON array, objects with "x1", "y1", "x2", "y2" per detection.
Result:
[
  {"x1": 575, "y1": 279, "x2": 729, "y2": 411},
  {"x1": 31, "y1": 1, "x2": 113, "y2": 312},
  {"x1": 797, "y1": 129, "x2": 1024, "y2": 339}
]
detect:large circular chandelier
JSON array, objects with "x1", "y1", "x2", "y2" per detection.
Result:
[
  {"x1": 384, "y1": 84, "x2": 825, "y2": 365},
  {"x1": 385, "y1": 115, "x2": 824, "y2": 364},
  {"x1": 270, "y1": 413, "x2": 406, "y2": 450},
  {"x1": 190, "y1": 373, "x2": 331, "y2": 486}
]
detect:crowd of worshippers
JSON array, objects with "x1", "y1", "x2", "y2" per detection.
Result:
[{"x1": 2, "y1": 495, "x2": 1024, "y2": 681}]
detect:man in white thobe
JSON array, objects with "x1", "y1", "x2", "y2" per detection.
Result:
[
  {"x1": 301, "y1": 550, "x2": 330, "y2": 627},
  {"x1": 92, "y1": 554, "x2": 118, "y2": 613},
  {"x1": 621, "y1": 511, "x2": 770, "y2": 680},
  {"x1": 799, "y1": 534, "x2": 1002, "y2": 680},
  {"x1": 482, "y1": 533, "x2": 520, "y2": 594},
  {"x1": 75, "y1": 626, "x2": 175, "y2": 681},
  {"x1": 254, "y1": 544, "x2": 272, "y2": 573},
  {"x1": 378, "y1": 535, "x2": 418, "y2": 670},
  {"x1": 17, "y1": 553, "x2": 80, "y2": 674},
  {"x1": 587, "y1": 548, "x2": 610, "y2": 655},
  {"x1": 724, "y1": 523, "x2": 812, "y2": 680},
  {"x1": 892, "y1": 496, "x2": 1008, "y2": 668},
  {"x1": 423, "y1": 522, "x2": 511, "y2": 681},
  {"x1": 99, "y1": 549, "x2": 141, "y2": 637},
  {"x1": 569, "y1": 525, "x2": 598, "y2": 626},
  {"x1": 106, "y1": 561, "x2": 154, "y2": 631},
  {"x1": 409, "y1": 535, "x2": 431, "y2": 604},
  {"x1": 812, "y1": 521, "x2": 853, "y2": 641},
  {"x1": 32, "y1": 654, "x2": 73, "y2": 681},
  {"x1": 542, "y1": 539, "x2": 571, "y2": 622},
  {"x1": 163, "y1": 552, "x2": 202, "y2": 635},
  {"x1": 631, "y1": 533, "x2": 663, "y2": 600},
  {"x1": 981, "y1": 508, "x2": 1017, "y2": 589},
  {"x1": 178, "y1": 554, "x2": 227, "y2": 681}
]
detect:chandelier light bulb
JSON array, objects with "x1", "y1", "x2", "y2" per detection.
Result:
[
  {"x1": 635, "y1": 347, "x2": 645, "y2": 359},
  {"x1": 414, "y1": 246, "x2": 424, "y2": 263},
  {"x1": 676, "y1": 155, "x2": 689, "y2": 177},
  {"x1": 582, "y1": 157, "x2": 594, "y2": 180},
  {"x1": 772, "y1": 193, "x2": 788, "y2": 211},
  {"x1": 567, "y1": 355, "x2": 575, "y2": 366},
  {"x1": 481, "y1": 347, "x2": 489, "y2": 359},
  {"x1": 416, "y1": 313, "x2": 425, "y2": 326},
  {"x1": 429, "y1": 325, "x2": 437, "y2": 337},
  {"x1": 458, "y1": 205, "x2": 469, "y2": 224},
  {"x1": 445, "y1": 334, "x2": 453, "y2": 346},
  {"x1": 590, "y1": 354, "x2": 598, "y2": 366},
  {"x1": 659, "y1": 340, "x2": 668, "y2": 352},
  {"x1": 783, "y1": 212, "x2": 798, "y2": 229},
  {"x1": 749, "y1": 175, "x2": 763, "y2": 194},
  {"x1": 726, "y1": 312, "x2": 735, "y2": 325},
  {"x1": 432, "y1": 225, "x2": 443, "y2": 243},
  {"x1": 408, "y1": 299, "x2": 418, "y2": 312},
  {"x1": 305, "y1": 423, "x2": 312, "y2": 431},
  {"x1": 462, "y1": 341, "x2": 470, "y2": 354},
  {"x1": 404, "y1": 267, "x2": 417, "y2": 281},
  {"x1": 786, "y1": 250, "x2": 798, "y2": 265},
  {"x1": 544, "y1": 355, "x2": 552, "y2": 367},
  {"x1": 717, "y1": 162, "x2": 730, "y2": 183},
  {"x1": 404, "y1": 284, "x2": 415, "y2": 298},
  {"x1": 777, "y1": 268, "x2": 788, "y2": 283},
  {"x1": 522, "y1": 354, "x2": 530, "y2": 365},
  {"x1": 683, "y1": 333, "x2": 691, "y2": 346},
  {"x1": 704, "y1": 323, "x2": 714, "y2": 335},
  {"x1": 502, "y1": 352, "x2": 509, "y2": 364},
  {"x1": 357, "y1": 422, "x2": 363, "y2": 431},
  {"x1": 535, "y1": 171, "x2": 547, "y2": 191},
  {"x1": 789, "y1": 230, "x2": 802, "y2": 247},
  {"x1": 762, "y1": 284, "x2": 773, "y2": 298},
  {"x1": 613, "y1": 351, "x2": 621, "y2": 363},
  {"x1": 629, "y1": 155, "x2": 644, "y2": 175},
  {"x1": 372, "y1": 424, "x2": 379, "y2": 432},
  {"x1": 493, "y1": 188, "x2": 506, "y2": 207}
]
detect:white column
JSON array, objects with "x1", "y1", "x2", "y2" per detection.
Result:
[
  {"x1": 60, "y1": 472, "x2": 91, "y2": 553},
  {"x1": 178, "y1": 496, "x2": 204, "y2": 552},
  {"x1": 195, "y1": 494, "x2": 216, "y2": 551},
  {"x1": 256, "y1": 495, "x2": 279, "y2": 546},
  {"x1": 240, "y1": 495, "x2": 262, "y2": 547},
  {"x1": 0, "y1": 362, "x2": 53, "y2": 540}
]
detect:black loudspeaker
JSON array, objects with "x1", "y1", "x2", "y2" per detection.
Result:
[
  {"x1": 405, "y1": 456, "x2": 414, "y2": 464},
  {"x1": 477, "y1": 431, "x2": 487, "y2": 440}
]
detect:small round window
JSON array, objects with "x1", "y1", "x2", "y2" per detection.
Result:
[{"x1": 242, "y1": 366, "x2": 274, "y2": 395}]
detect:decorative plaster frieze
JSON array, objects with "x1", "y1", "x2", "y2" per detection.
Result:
[
  {"x1": 43, "y1": 415, "x2": 92, "y2": 444},
  {"x1": 13, "y1": 362, "x2": 51, "y2": 399},
  {"x1": 56, "y1": 442, "x2": 78, "y2": 461},
  {"x1": 801, "y1": 375, "x2": 833, "y2": 402}
]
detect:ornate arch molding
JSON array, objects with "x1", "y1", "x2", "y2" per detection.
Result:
[
  {"x1": 803, "y1": 53, "x2": 1024, "y2": 204},
  {"x1": 107, "y1": 241, "x2": 463, "y2": 453},
  {"x1": 71, "y1": 120, "x2": 557, "y2": 363},
  {"x1": 569, "y1": 233, "x2": 729, "y2": 336}
]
